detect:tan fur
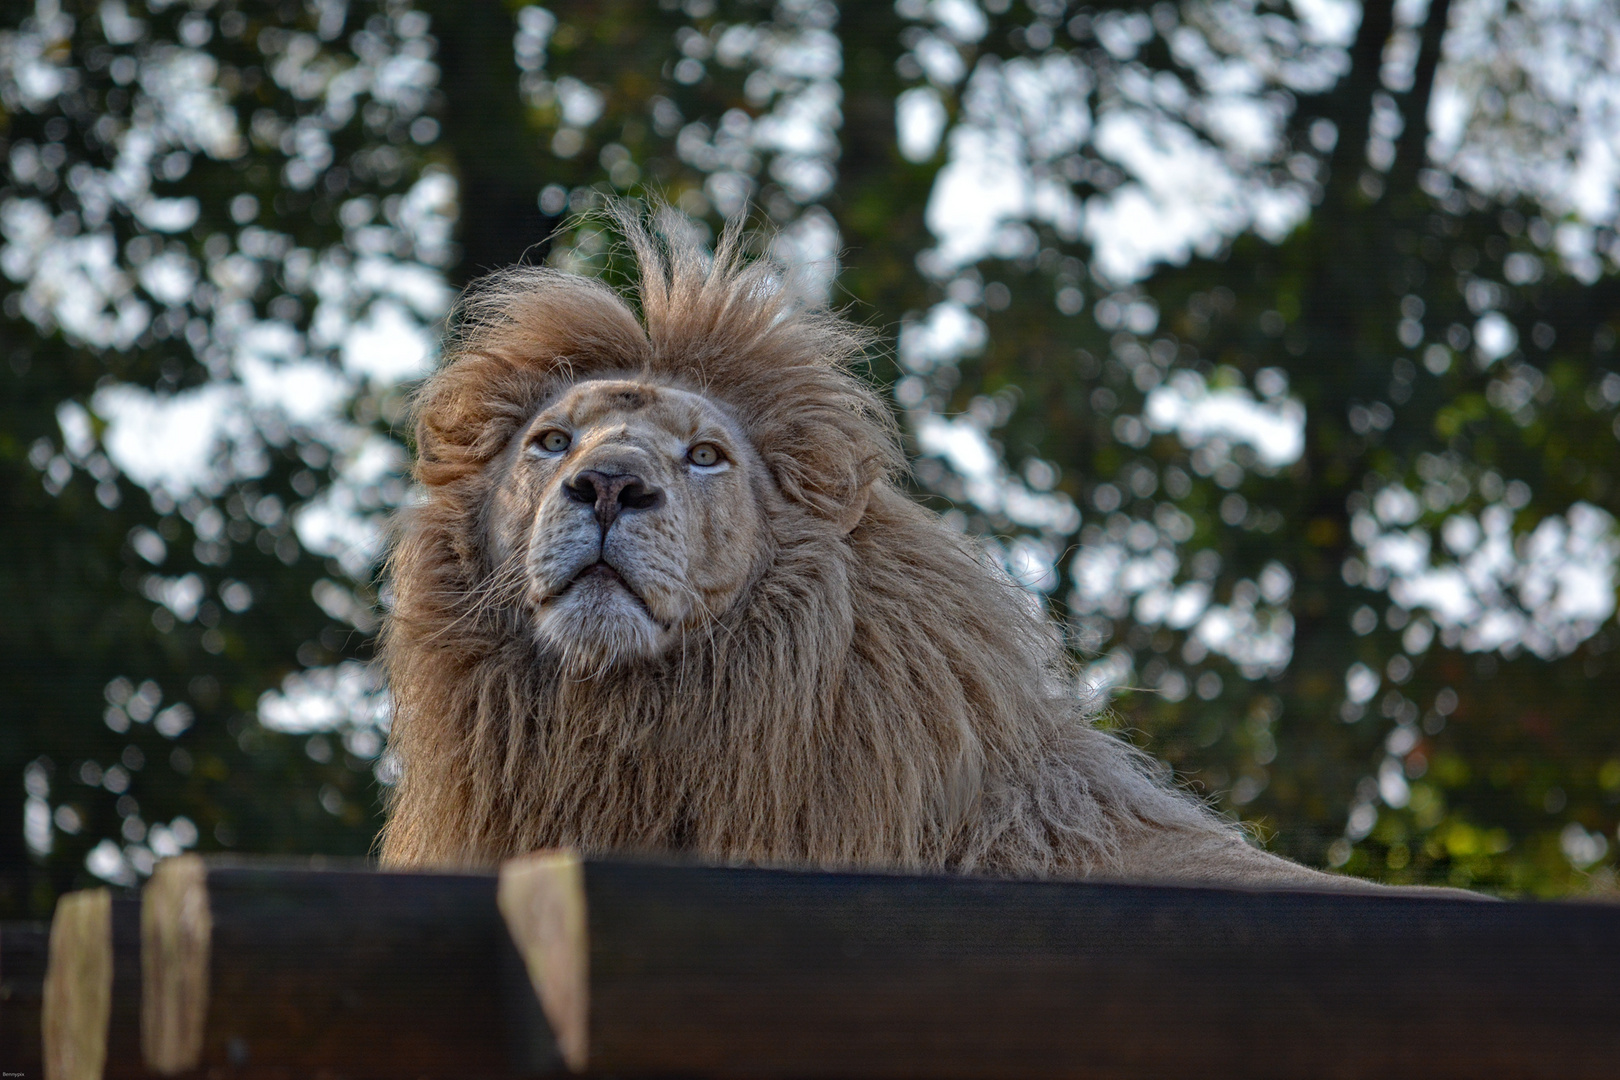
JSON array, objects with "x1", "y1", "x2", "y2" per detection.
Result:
[{"x1": 376, "y1": 214, "x2": 1419, "y2": 893}]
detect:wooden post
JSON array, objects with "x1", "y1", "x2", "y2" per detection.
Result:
[
  {"x1": 1, "y1": 921, "x2": 49, "y2": 1077},
  {"x1": 139, "y1": 859, "x2": 205, "y2": 1076},
  {"x1": 499, "y1": 852, "x2": 1620, "y2": 1080},
  {"x1": 43, "y1": 890, "x2": 112, "y2": 1080},
  {"x1": 40, "y1": 893, "x2": 149, "y2": 1080},
  {"x1": 139, "y1": 855, "x2": 557, "y2": 1078},
  {"x1": 497, "y1": 851, "x2": 587, "y2": 1071}
]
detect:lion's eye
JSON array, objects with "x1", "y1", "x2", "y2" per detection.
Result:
[
  {"x1": 534, "y1": 430, "x2": 571, "y2": 454},
  {"x1": 687, "y1": 442, "x2": 723, "y2": 468}
]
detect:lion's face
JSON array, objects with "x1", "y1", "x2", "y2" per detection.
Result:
[{"x1": 487, "y1": 377, "x2": 770, "y2": 671}]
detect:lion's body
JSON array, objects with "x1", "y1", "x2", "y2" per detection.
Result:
[{"x1": 377, "y1": 218, "x2": 1389, "y2": 891}]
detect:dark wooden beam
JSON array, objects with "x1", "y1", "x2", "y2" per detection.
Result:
[
  {"x1": 500, "y1": 851, "x2": 1620, "y2": 1080},
  {"x1": 1, "y1": 921, "x2": 48, "y2": 1076},
  {"x1": 140, "y1": 855, "x2": 557, "y2": 1078},
  {"x1": 131, "y1": 852, "x2": 1620, "y2": 1079}
]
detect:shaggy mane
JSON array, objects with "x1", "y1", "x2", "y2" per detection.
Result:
[{"x1": 378, "y1": 215, "x2": 1239, "y2": 878}]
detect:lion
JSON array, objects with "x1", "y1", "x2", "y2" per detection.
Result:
[{"x1": 375, "y1": 212, "x2": 1433, "y2": 894}]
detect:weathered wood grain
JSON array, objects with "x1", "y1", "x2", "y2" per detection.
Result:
[
  {"x1": 498, "y1": 851, "x2": 587, "y2": 1071},
  {"x1": 140, "y1": 855, "x2": 557, "y2": 1078},
  {"x1": 40, "y1": 894, "x2": 154, "y2": 1080},
  {"x1": 43, "y1": 890, "x2": 113, "y2": 1080},
  {"x1": 501, "y1": 853, "x2": 1620, "y2": 1080}
]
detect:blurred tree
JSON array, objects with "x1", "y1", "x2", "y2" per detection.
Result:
[
  {"x1": 0, "y1": 0, "x2": 447, "y2": 916},
  {"x1": 5, "y1": 0, "x2": 1619, "y2": 919},
  {"x1": 887, "y1": 0, "x2": 1620, "y2": 894}
]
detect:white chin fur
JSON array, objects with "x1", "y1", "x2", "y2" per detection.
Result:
[{"x1": 534, "y1": 579, "x2": 665, "y2": 673}]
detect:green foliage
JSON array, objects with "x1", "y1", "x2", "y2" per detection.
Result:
[
  {"x1": 893, "y1": 0, "x2": 1620, "y2": 896},
  {"x1": 1, "y1": 0, "x2": 438, "y2": 915}
]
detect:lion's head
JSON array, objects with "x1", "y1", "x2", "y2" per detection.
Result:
[
  {"x1": 378, "y1": 213, "x2": 1219, "y2": 878},
  {"x1": 487, "y1": 376, "x2": 776, "y2": 673}
]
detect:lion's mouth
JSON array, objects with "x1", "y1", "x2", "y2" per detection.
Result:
[
  {"x1": 555, "y1": 560, "x2": 661, "y2": 621},
  {"x1": 575, "y1": 561, "x2": 627, "y2": 588}
]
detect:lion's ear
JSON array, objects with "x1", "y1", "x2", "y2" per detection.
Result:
[
  {"x1": 767, "y1": 448, "x2": 884, "y2": 533},
  {"x1": 830, "y1": 481, "x2": 872, "y2": 534}
]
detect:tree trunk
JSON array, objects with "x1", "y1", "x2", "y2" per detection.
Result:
[
  {"x1": 827, "y1": 2, "x2": 939, "y2": 357},
  {"x1": 427, "y1": 2, "x2": 555, "y2": 286},
  {"x1": 1391, "y1": 0, "x2": 1456, "y2": 185},
  {"x1": 1322, "y1": 0, "x2": 1397, "y2": 207}
]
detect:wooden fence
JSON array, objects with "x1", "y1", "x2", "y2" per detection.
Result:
[
  {"x1": 5, "y1": 852, "x2": 1620, "y2": 1079},
  {"x1": 2, "y1": 920, "x2": 47, "y2": 1077}
]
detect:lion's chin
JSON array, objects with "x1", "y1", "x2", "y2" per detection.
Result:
[{"x1": 533, "y1": 574, "x2": 668, "y2": 674}]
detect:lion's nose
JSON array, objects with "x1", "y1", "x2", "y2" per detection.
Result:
[{"x1": 564, "y1": 469, "x2": 664, "y2": 529}]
